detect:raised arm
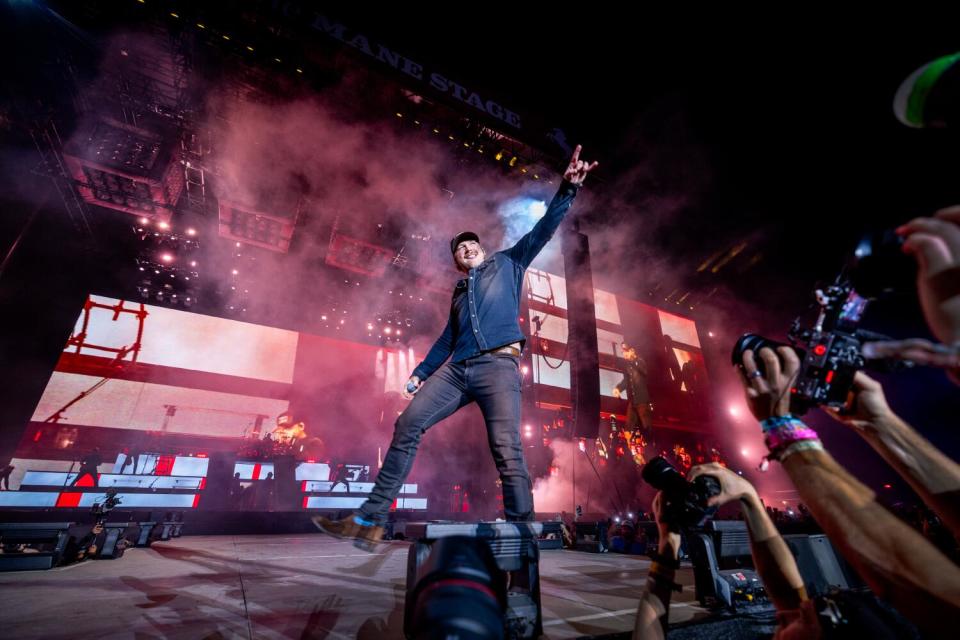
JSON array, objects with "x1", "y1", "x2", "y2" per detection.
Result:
[{"x1": 503, "y1": 145, "x2": 598, "y2": 268}]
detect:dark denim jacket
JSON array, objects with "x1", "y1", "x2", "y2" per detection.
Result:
[{"x1": 412, "y1": 181, "x2": 580, "y2": 380}]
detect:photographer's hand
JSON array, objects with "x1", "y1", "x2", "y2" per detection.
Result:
[
  {"x1": 823, "y1": 371, "x2": 894, "y2": 432},
  {"x1": 737, "y1": 347, "x2": 800, "y2": 421},
  {"x1": 688, "y1": 462, "x2": 756, "y2": 508},
  {"x1": 862, "y1": 338, "x2": 960, "y2": 385},
  {"x1": 897, "y1": 206, "x2": 960, "y2": 345}
]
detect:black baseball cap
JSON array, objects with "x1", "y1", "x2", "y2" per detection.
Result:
[{"x1": 450, "y1": 231, "x2": 480, "y2": 254}]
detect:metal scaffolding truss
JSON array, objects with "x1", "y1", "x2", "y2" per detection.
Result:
[
  {"x1": 97, "y1": 25, "x2": 194, "y2": 128},
  {"x1": 29, "y1": 117, "x2": 95, "y2": 238}
]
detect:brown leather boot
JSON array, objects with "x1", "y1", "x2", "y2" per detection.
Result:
[{"x1": 311, "y1": 513, "x2": 385, "y2": 551}]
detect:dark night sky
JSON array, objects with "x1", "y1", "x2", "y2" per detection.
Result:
[
  {"x1": 325, "y1": 8, "x2": 960, "y2": 296},
  {"x1": 8, "y1": 3, "x2": 959, "y2": 300}
]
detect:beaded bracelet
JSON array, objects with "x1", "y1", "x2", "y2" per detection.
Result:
[
  {"x1": 764, "y1": 423, "x2": 820, "y2": 452},
  {"x1": 757, "y1": 416, "x2": 821, "y2": 469},
  {"x1": 760, "y1": 414, "x2": 798, "y2": 432}
]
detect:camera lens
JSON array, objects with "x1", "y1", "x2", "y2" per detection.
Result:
[
  {"x1": 731, "y1": 333, "x2": 783, "y2": 373},
  {"x1": 641, "y1": 456, "x2": 688, "y2": 494},
  {"x1": 409, "y1": 536, "x2": 505, "y2": 640}
]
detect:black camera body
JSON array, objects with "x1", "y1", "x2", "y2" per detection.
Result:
[
  {"x1": 642, "y1": 456, "x2": 720, "y2": 529},
  {"x1": 91, "y1": 489, "x2": 122, "y2": 527},
  {"x1": 789, "y1": 320, "x2": 865, "y2": 412}
]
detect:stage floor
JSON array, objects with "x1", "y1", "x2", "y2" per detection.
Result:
[{"x1": 0, "y1": 533, "x2": 714, "y2": 639}]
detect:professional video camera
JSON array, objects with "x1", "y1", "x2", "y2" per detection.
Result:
[
  {"x1": 732, "y1": 230, "x2": 914, "y2": 414},
  {"x1": 641, "y1": 456, "x2": 720, "y2": 528},
  {"x1": 91, "y1": 488, "x2": 122, "y2": 527}
]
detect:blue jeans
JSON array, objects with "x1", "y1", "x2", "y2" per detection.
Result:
[{"x1": 359, "y1": 353, "x2": 533, "y2": 524}]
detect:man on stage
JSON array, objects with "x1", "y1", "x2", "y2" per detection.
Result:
[
  {"x1": 613, "y1": 341, "x2": 652, "y2": 432},
  {"x1": 70, "y1": 448, "x2": 102, "y2": 487},
  {"x1": 315, "y1": 145, "x2": 597, "y2": 547}
]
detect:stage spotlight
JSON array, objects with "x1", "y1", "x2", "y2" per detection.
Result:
[
  {"x1": 160, "y1": 254, "x2": 174, "y2": 263},
  {"x1": 158, "y1": 221, "x2": 170, "y2": 230},
  {"x1": 186, "y1": 228, "x2": 197, "y2": 236}
]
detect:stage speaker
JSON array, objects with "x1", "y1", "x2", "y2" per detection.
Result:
[
  {"x1": 573, "y1": 520, "x2": 608, "y2": 553},
  {"x1": 0, "y1": 522, "x2": 73, "y2": 571},
  {"x1": 200, "y1": 452, "x2": 235, "y2": 510},
  {"x1": 562, "y1": 228, "x2": 600, "y2": 439},
  {"x1": 99, "y1": 522, "x2": 129, "y2": 558},
  {"x1": 134, "y1": 521, "x2": 156, "y2": 546},
  {"x1": 783, "y1": 533, "x2": 858, "y2": 596},
  {"x1": 273, "y1": 455, "x2": 301, "y2": 510}
]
